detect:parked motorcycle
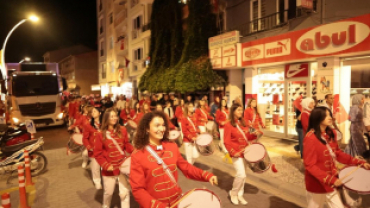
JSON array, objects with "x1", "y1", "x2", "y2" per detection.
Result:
[
  {"x1": 0, "y1": 124, "x2": 31, "y2": 147},
  {"x1": 0, "y1": 138, "x2": 47, "y2": 176}
]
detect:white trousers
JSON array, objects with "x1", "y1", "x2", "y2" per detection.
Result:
[
  {"x1": 219, "y1": 128, "x2": 228, "y2": 153},
  {"x1": 82, "y1": 150, "x2": 101, "y2": 186},
  {"x1": 184, "y1": 142, "x2": 196, "y2": 165},
  {"x1": 178, "y1": 122, "x2": 184, "y2": 139},
  {"x1": 231, "y1": 157, "x2": 246, "y2": 196},
  {"x1": 199, "y1": 126, "x2": 206, "y2": 133},
  {"x1": 102, "y1": 174, "x2": 130, "y2": 208},
  {"x1": 306, "y1": 190, "x2": 344, "y2": 208}
]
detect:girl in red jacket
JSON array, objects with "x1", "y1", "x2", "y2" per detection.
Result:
[
  {"x1": 224, "y1": 103, "x2": 254, "y2": 205},
  {"x1": 130, "y1": 111, "x2": 217, "y2": 208},
  {"x1": 81, "y1": 106, "x2": 102, "y2": 189},
  {"x1": 303, "y1": 107, "x2": 370, "y2": 208},
  {"x1": 94, "y1": 108, "x2": 134, "y2": 208},
  {"x1": 215, "y1": 99, "x2": 229, "y2": 154},
  {"x1": 181, "y1": 102, "x2": 200, "y2": 165},
  {"x1": 195, "y1": 99, "x2": 213, "y2": 133},
  {"x1": 243, "y1": 98, "x2": 265, "y2": 140}
]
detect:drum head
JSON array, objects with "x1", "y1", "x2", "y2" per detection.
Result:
[
  {"x1": 178, "y1": 189, "x2": 221, "y2": 208},
  {"x1": 339, "y1": 166, "x2": 370, "y2": 194},
  {"x1": 169, "y1": 130, "x2": 181, "y2": 140},
  {"x1": 244, "y1": 143, "x2": 266, "y2": 162},
  {"x1": 128, "y1": 120, "x2": 137, "y2": 128},
  {"x1": 72, "y1": 133, "x2": 83, "y2": 145},
  {"x1": 196, "y1": 133, "x2": 213, "y2": 146}
]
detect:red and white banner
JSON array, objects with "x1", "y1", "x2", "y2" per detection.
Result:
[
  {"x1": 241, "y1": 14, "x2": 370, "y2": 67},
  {"x1": 222, "y1": 44, "x2": 236, "y2": 57},
  {"x1": 285, "y1": 63, "x2": 309, "y2": 78}
]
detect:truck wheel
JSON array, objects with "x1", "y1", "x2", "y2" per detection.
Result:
[{"x1": 30, "y1": 152, "x2": 48, "y2": 176}]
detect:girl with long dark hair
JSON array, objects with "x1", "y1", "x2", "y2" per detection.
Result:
[
  {"x1": 181, "y1": 102, "x2": 200, "y2": 165},
  {"x1": 94, "y1": 108, "x2": 134, "y2": 208},
  {"x1": 244, "y1": 98, "x2": 265, "y2": 139},
  {"x1": 195, "y1": 99, "x2": 214, "y2": 133},
  {"x1": 81, "y1": 106, "x2": 102, "y2": 189},
  {"x1": 303, "y1": 107, "x2": 370, "y2": 208},
  {"x1": 224, "y1": 103, "x2": 254, "y2": 205},
  {"x1": 130, "y1": 111, "x2": 217, "y2": 208}
]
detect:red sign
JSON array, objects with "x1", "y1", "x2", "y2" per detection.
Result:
[
  {"x1": 241, "y1": 14, "x2": 370, "y2": 67},
  {"x1": 285, "y1": 63, "x2": 309, "y2": 78}
]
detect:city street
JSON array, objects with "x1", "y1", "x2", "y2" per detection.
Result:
[{"x1": 1, "y1": 126, "x2": 303, "y2": 208}]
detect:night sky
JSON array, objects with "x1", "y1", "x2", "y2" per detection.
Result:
[{"x1": 0, "y1": 0, "x2": 97, "y2": 63}]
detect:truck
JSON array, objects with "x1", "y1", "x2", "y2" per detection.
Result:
[{"x1": 5, "y1": 63, "x2": 67, "y2": 127}]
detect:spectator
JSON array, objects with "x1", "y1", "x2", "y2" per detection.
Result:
[
  {"x1": 116, "y1": 95, "x2": 126, "y2": 111},
  {"x1": 186, "y1": 95, "x2": 193, "y2": 104},
  {"x1": 210, "y1": 96, "x2": 220, "y2": 118},
  {"x1": 169, "y1": 92, "x2": 176, "y2": 106},
  {"x1": 150, "y1": 95, "x2": 158, "y2": 111},
  {"x1": 164, "y1": 101, "x2": 175, "y2": 120}
]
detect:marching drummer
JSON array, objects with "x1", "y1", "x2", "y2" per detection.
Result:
[
  {"x1": 215, "y1": 98, "x2": 232, "y2": 163},
  {"x1": 175, "y1": 99, "x2": 185, "y2": 138},
  {"x1": 94, "y1": 108, "x2": 134, "y2": 208},
  {"x1": 120, "y1": 102, "x2": 132, "y2": 125},
  {"x1": 181, "y1": 102, "x2": 200, "y2": 165},
  {"x1": 224, "y1": 103, "x2": 254, "y2": 205},
  {"x1": 81, "y1": 106, "x2": 102, "y2": 189},
  {"x1": 132, "y1": 102, "x2": 144, "y2": 125},
  {"x1": 244, "y1": 98, "x2": 265, "y2": 140},
  {"x1": 155, "y1": 104, "x2": 176, "y2": 130},
  {"x1": 130, "y1": 111, "x2": 218, "y2": 208},
  {"x1": 68, "y1": 105, "x2": 90, "y2": 133},
  {"x1": 303, "y1": 107, "x2": 370, "y2": 208},
  {"x1": 195, "y1": 99, "x2": 214, "y2": 133}
]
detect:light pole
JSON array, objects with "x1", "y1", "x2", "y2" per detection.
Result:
[
  {"x1": 19, "y1": 57, "x2": 31, "y2": 63},
  {"x1": 1, "y1": 15, "x2": 39, "y2": 78}
]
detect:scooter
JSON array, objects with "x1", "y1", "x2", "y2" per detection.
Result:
[
  {"x1": 0, "y1": 124, "x2": 31, "y2": 147},
  {"x1": 0, "y1": 137, "x2": 47, "y2": 177}
]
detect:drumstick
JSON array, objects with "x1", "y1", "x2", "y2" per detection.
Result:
[
  {"x1": 339, "y1": 165, "x2": 362, "y2": 182},
  {"x1": 169, "y1": 189, "x2": 196, "y2": 208}
]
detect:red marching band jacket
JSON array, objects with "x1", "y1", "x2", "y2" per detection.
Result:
[
  {"x1": 119, "y1": 109, "x2": 132, "y2": 125},
  {"x1": 303, "y1": 129, "x2": 365, "y2": 193},
  {"x1": 195, "y1": 108, "x2": 213, "y2": 127},
  {"x1": 224, "y1": 120, "x2": 254, "y2": 158},
  {"x1": 243, "y1": 108, "x2": 265, "y2": 129},
  {"x1": 94, "y1": 127, "x2": 134, "y2": 176},
  {"x1": 70, "y1": 114, "x2": 88, "y2": 132},
  {"x1": 215, "y1": 109, "x2": 229, "y2": 129},
  {"x1": 130, "y1": 142, "x2": 214, "y2": 208},
  {"x1": 175, "y1": 106, "x2": 184, "y2": 121},
  {"x1": 181, "y1": 115, "x2": 199, "y2": 143},
  {"x1": 82, "y1": 120, "x2": 100, "y2": 158},
  {"x1": 68, "y1": 102, "x2": 76, "y2": 119}
]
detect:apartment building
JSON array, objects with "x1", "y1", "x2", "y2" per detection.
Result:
[
  {"x1": 210, "y1": 0, "x2": 370, "y2": 140},
  {"x1": 96, "y1": 0, "x2": 152, "y2": 99}
]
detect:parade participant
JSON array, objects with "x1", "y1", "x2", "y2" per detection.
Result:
[
  {"x1": 301, "y1": 97, "x2": 315, "y2": 135},
  {"x1": 94, "y1": 94, "x2": 103, "y2": 109},
  {"x1": 94, "y1": 108, "x2": 134, "y2": 208},
  {"x1": 180, "y1": 103, "x2": 199, "y2": 164},
  {"x1": 74, "y1": 96, "x2": 82, "y2": 121},
  {"x1": 155, "y1": 104, "x2": 176, "y2": 130},
  {"x1": 216, "y1": 99, "x2": 232, "y2": 163},
  {"x1": 202, "y1": 95, "x2": 210, "y2": 112},
  {"x1": 120, "y1": 102, "x2": 132, "y2": 125},
  {"x1": 195, "y1": 99, "x2": 214, "y2": 133},
  {"x1": 303, "y1": 106, "x2": 370, "y2": 208},
  {"x1": 129, "y1": 94, "x2": 138, "y2": 109},
  {"x1": 224, "y1": 103, "x2": 254, "y2": 205},
  {"x1": 68, "y1": 105, "x2": 90, "y2": 133},
  {"x1": 175, "y1": 99, "x2": 185, "y2": 130},
  {"x1": 244, "y1": 98, "x2": 265, "y2": 140},
  {"x1": 131, "y1": 102, "x2": 142, "y2": 125},
  {"x1": 68, "y1": 95, "x2": 77, "y2": 125},
  {"x1": 130, "y1": 111, "x2": 218, "y2": 208},
  {"x1": 81, "y1": 106, "x2": 102, "y2": 189}
]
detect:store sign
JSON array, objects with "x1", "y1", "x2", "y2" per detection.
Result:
[
  {"x1": 222, "y1": 44, "x2": 236, "y2": 56},
  {"x1": 208, "y1": 31, "x2": 240, "y2": 49},
  {"x1": 91, "y1": 84, "x2": 101, "y2": 91},
  {"x1": 210, "y1": 48, "x2": 222, "y2": 59},
  {"x1": 211, "y1": 58, "x2": 222, "y2": 69},
  {"x1": 241, "y1": 14, "x2": 370, "y2": 66},
  {"x1": 222, "y1": 56, "x2": 236, "y2": 68},
  {"x1": 285, "y1": 63, "x2": 309, "y2": 78}
]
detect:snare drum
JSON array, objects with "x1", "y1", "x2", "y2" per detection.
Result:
[
  {"x1": 120, "y1": 157, "x2": 131, "y2": 175},
  {"x1": 169, "y1": 130, "x2": 182, "y2": 147},
  {"x1": 67, "y1": 133, "x2": 85, "y2": 154},
  {"x1": 243, "y1": 143, "x2": 271, "y2": 173},
  {"x1": 195, "y1": 133, "x2": 215, "y2": 156},
  {"x1": 338, "y1": 166, "x2": 370, "y2": 207},
  {"x1": 177, "y1": 188, "x2": 221, "y2": 208}
]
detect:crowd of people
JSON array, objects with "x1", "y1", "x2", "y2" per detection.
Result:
[{"x1": 64, "y1": 91, "x2": 370, "y2": 208}]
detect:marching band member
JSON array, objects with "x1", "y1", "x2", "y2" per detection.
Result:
[
  {"x1": 94, "y1": 108, "x2": 134, "y2": 208},
  {"x1": 68, "y1": 95, "x2": 76, "y2": 125},
  {"x1": 69, "y1": 105, "x2": 90, "y2": 133},
  {"x1": 175, "y1": 99, "x2": 185, "y2": 138},
  {"x1": 120, "y1": 102, "x2": 132, "y2": 125},
  {"x1": 224, "y1": 103, "x2": 254, "y2": 205},
  {"x1": 195, "y1": 99, "x2": 213, "y2": 133},
  {"x1": 243, "y1": 98, "x2": 265, "y2": 140},
  {"x1": 215, "y1": 99, "x2": 232, "y2": 163},
  {"x1": 130, "y1": 111, "x2": 218, "y2": 208},
  {"x1": 132, "y1": 102, "x2": 143, "y2": 125},
  {"x1": 181, "y1": 102, "x2": 200, "y2": 165},
  {"x1": 155, "y1": 104, "x2": 176, "y2": 130},
  {"x1": 81, "y1": 106, "x2": 102, "y2": 189},
  {"x1": 303, "y1": 107, "x2": 370, "y2": 208}
]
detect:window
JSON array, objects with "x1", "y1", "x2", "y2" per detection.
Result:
[
  {"x1": 250, "y1": 0, "x2": 266, "y2": 31},
  {"x1": 109, "y1": 37, "x2": 114, "y2": 50},
  {"x1": 110, "y1": 61, "x2": 115, "y2": 73},
  {"x1": 133, "y1": 15, "x2": 142, "y2": 30},
  {"x1": 133, "y1": 64, "x2": 138, "y2": 71},
  {"x1": 134, "y1": 48, "x2": 143, "y2": 61},
  {"x1": 109, "y1": 13, "x2": 113, "y2": 24},
  {"x1": 102, "y1": 63, "x2": 107, "y2": 79},
  {"x1": 100, "y1": 18, "x2": 104, "y2": 34},
  {"x1": 100, "y1": 41, "x2": 105, "y2": 56},
  {"x1": 99, "y1": 0, "x2": 103, "y2": 11}
]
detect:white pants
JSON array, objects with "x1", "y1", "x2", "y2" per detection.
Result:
[
  {"x1": 219, "y1": 128, "x2": 228, "y2": 153},
  {"x1": 178, "y1": 122, "x2": 184, "y2": 139},
  {"x1": 82, "y1": 150, "x2": 102, "y2": 186},
  {"x1": 306, "y1": 190, "x2": 344, "y2": 208},
  {"x1": 199, "y1": 126, "x2": 206, "y2": 133},
  {"x1": 102, "y1": 174, "x2": 130, "y2": 208},
  {"x1": 231, "y1": 157, "x2": 246, "y2": 196},
  {"x1": 184, "y1": 142, "x2": 196, "y2": 165}
]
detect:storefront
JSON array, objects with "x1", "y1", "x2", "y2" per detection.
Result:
[{"x1": 240, "y1": 13, "x2": 370, "y2": 141}]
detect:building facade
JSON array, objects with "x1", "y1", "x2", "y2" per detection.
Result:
[
  {"x1": 43, "y1": 45, "x2": 93, "y2": 63},
  {"x1": 210, "y1": 0, "x2": 370, "y2": 141}
]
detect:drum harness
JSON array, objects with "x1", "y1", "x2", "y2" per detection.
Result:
[{"x1": 106, "y1": 131, "x2": 128, "y2": 159}]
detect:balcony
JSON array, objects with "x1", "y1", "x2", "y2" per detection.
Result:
[
  {"x1": 142, "y1": 23, "x2": 150, "y2": 33},
  {"x1": 132, "y1": 30, "x2": 140, "y2": 40}
]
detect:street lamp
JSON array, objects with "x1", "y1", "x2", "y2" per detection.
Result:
[
  {"x1": 1, "y1": 15, "x2": 39, "y2": 78},
  {"x1": 19, "y1": 57, "x2": 31, "y2": 63}
]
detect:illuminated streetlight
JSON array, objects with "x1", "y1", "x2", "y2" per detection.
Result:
[{"x1": 19, "y1": 57, "x2": 31, "y2": 63}]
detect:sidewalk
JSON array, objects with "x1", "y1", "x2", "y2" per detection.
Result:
[{"x1": 179, "y1": 136, "x2": 308, "y2": 207}]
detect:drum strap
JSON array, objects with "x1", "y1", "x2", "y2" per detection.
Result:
[
  {"x1": 222, "y1": 110, "x2": 228, "y2": 119},
  {"x1": 187, "y1": 117, "x2": 197, "y2": 132},
  {"x1": 106, "y1": 132, "x2": 125, "y2": 156},
  {"x1": 236, "y1": 124, "x2": 250, "y2": 145},
  {"x1": 320, "y1": 136, "x2": 340, "y2": 170},
  {"x1": 200, "y1": 109, "x2": 207, "y2": 119},
  {"x1": 145, "y1": 146, "x2": 178, "y2": 186}
]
